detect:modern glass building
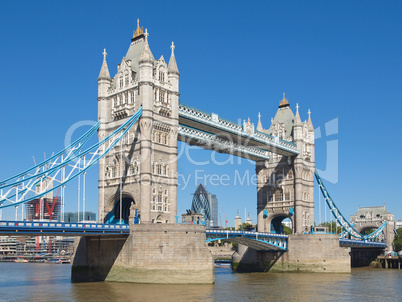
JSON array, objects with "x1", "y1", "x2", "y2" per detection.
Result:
[
  {"x1": 60, "y1": 211, "x2": 96, "y2": 223},
  {"x1": 191, "y1": 184, "x2": 218, "y2": 228}
]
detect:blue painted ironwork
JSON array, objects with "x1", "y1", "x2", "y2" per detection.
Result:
[
  {"x1": 0, "y1": 220, "x2": 129, "y2": 236},
  {"x1": 178, "y1": 102, "x2": 299, "y2": 157},
  {"x1": 0, "y1": 107, "x2": 143, "y2": 209},
  {"x1": 206, "y1": 229, "x2": 288, "y2": 251},
  {"x1": 315, "y1": 169, "x2": 387, "y2": 240},
  {"x1": 339, "y1": 238, "x2": 387, "y2": 248}
]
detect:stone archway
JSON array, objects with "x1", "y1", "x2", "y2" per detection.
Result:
[
  {"x1": 155, "y1": 214, "x2": 163, "y2": 223},
  {"x1": 105, "y1": 192, "x2": 136, "y2": 224},
  {"x1": 267, "y1": 213, "x2": 293, "y2": 234}
]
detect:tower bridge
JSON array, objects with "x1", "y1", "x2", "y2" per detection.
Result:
[{"x1": 0, "y1": 21, "x2": 390, "y2": 283}]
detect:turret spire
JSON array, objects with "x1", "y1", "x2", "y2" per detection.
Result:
[
  {"x1": 98, "y1": 48, "x2": 111, "y2": 80},
  {"x1": 139, "y1": 28, "x2": 155, "y2": 63},
  {"x1": 256, "y1": 112, "x2": 263, "y2": 131},
  {"x1": 307, "y1": 109, "x2": 314, "y2": 130},
  {"x1": 132, "y1": 19, "x2": 144, "y2": 40},
  {"x1": 168, "y1": 41, "x2": 179, "y2": 75},
  {"x1": 279, "y1": 92, "x2": 290, "y2": 108},
  {"x1": 294, "y1": 103, "x2": 301, "y2": 125}
]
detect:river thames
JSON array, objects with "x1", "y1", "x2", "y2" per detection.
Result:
[{"x1": 0, "y1": 263, "x2": 400, "y2": 301}]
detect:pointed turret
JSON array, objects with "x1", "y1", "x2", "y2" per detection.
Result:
[
  {"x1": 139, "y1": 29, "x2": 155, "y2": 64},
  {"x1": 267, "y1": 93, "x2": 294, "y2": 138},
  {"x1": 168, "y1": 42, "x2": 180, "y2": 75},
  {"x1": 294, "y1": 103, "x2": 302, "y2": 125},
  {"x1": 256, "y1": 112, "x2": 263, "y2": 132},
  {"x1": 293, "y1": 103, "x2": 303, "y2": 142},
  {"x1": 98, "y1": 49, "x2": 112, "y2": 99},
  {"x1": 307, "y1": 109, "x2": 314, "y2": 131},
  {"x1": 98, "y1": 49, "x2": 111, "y2": 80}
]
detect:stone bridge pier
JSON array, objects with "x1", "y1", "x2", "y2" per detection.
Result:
[
  {"x1": 233, "y1": 234, "x2": 350, "y2": 273},
  {"x1": 71, "y1": 223, "x2": 214, "y2": 283}
]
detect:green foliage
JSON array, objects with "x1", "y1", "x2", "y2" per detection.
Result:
[
  {"x1": 224, "y1": 227, "x2": 235, "y2": 230},
  {"x1": 393, "y1": 228, "x2": 402, "y2": 252},
  {"x1": 318, "y1": 221, "x2": 343, "y2": 234},
  {"x1": 362, "y1": 228, "x2": 375, "y2": 235},
  {"x1": 240, "y1": 223, "x2": 252, "y2": 231},
  {"x1": 281, "y1": 223, "x2": 293, "y2": 235}
]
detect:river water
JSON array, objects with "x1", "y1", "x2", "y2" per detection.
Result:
[{"x1": 0, "y1": 263, "x2": 401, "y2": 301}]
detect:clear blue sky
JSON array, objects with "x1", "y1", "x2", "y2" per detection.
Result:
[{"x1": 0, "y1": 1, "x2": 401, "y2": 224}]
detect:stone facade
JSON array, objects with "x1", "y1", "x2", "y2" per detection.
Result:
[
  {"x1": 71, "y1": 224, "x2": 214, "y2": 284},
  {"x1": 350, "y1": 205, "x2": 395, "y2": 251},
  {"x1": 233, "y1": 235, "x2": 350, "y2": 273},
  {"x1": 256, "y1": 95, "x2": 315, "y2": 234},
  {"x1": 97, "y1": 22, "x2": 179, "y2": 224}
]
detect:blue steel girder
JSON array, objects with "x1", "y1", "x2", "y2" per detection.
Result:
[
  {"x1": 178, "y1": 125, "x2": 271, "y2": 161},
  {"x1": 206, "y1": 230, "x2": 288, "y2": 251},
  {"x1": 339, "y1": 238, "x2": 387, "y2": 249},
  {"x1": 178, "y1": 103, "x2": 299, "y2": 158},
  {"x1": 315, "y1": 170, "x2": 387, "y2": 240},
  {"x1": 0, "y1": 220, "x2": 130, "y2": 236},
  {"x1": 0, "y1": 107, "x2": 143, "y2": 209}
]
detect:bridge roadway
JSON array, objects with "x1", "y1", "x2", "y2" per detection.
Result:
[
  {"x1": 0, "y1": 220, "x2": 130, "y2": 236},
  {"x1": 0, "y1": 221, "x2": 387, "y2": 250}
]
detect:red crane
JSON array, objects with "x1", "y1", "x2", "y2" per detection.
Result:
[{"x1": 222, "y1": 209, "x2": 228, "y2": 228}]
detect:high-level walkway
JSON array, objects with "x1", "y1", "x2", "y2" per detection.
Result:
[{"x1": 178, "y1": 103, "x2": 299, "y2": 161}]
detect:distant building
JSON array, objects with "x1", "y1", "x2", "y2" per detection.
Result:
[
  {"x1": 191, "y1": 184, "x2": 218, "y2": 228},
  {"x1": 181, "y1": 210, "x2": 204, "y2": 225},
  {"x1": 235, "y1": 210, "x2": 241, "y2": 230},
  {"x1": 209, "y1": 192, "x2": 218, "y2": 228},
  {"x1": 61, "y1": 212, "x2": 96, "y2": 223}
]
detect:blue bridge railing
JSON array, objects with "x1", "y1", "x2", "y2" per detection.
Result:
[{"x1": 0, "y1": 221, "x2": 130, "y2": 236}]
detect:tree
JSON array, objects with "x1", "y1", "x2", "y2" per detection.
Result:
[
  {"x1": 318, "y1": 221, "x2": 343, "y2": 234},
  {"x1": 240, "y1": 223, "x2": 253, "y2": 231},
  {"x1": 393, "y1": 228, "x2": 402, "y2": 252},
  {"x1": 282, "y1": 223, "x2": 292, "y2": 235}
]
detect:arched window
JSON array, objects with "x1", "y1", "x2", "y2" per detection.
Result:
[
  {"x1": 275, "y1": 169, "x2": 283, "y2": 184},
  {"x1": 285, "y1": 189, "x2": 291, "y2": 201},
  {"x1": 267, "y1": 190, "x2": 273, "y2": 202},
  {"x1": 275, "y1": 188, "x2": 283, "y2": 202}
]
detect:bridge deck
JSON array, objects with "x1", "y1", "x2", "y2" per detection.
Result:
[
  {"x1": 0, "y1": 221, "x2": 130, "y2": 236},
  {"x1": 339, "y1": 238, "x2": 387, "y2": 248}
]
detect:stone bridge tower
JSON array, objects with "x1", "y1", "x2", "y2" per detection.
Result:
[
  {"x1": 350, "y1": 205, "x2": 395, "y2": 250},
  {"x1": 97, "y1": 21, "x2": 179, "y2": 224},
  {"x1": 256, "y1": 94, "x2": 315, "y2": 234}
]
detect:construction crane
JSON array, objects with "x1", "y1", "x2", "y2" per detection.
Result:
[{"x1": 222, "y1": 209, "x2": 228, "y2": 228}]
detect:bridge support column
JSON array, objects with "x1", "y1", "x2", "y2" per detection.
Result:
[
  {"x1": 232, "y1": 234, "x2": 350, "y2": 273},
  {"x1": 232, "y1": 244, "x2": 284, "y2": 272},
  {"x1": 71, "y1": 224, "x2": 214, "y2": 283}
]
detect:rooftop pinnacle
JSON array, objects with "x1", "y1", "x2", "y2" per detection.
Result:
[
  {"x1": 98, "y1": 48, "x2": 111, "y2": 80},
  {"x1": 168, "y1": 42, "x2": 179, "y2": 75}
]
